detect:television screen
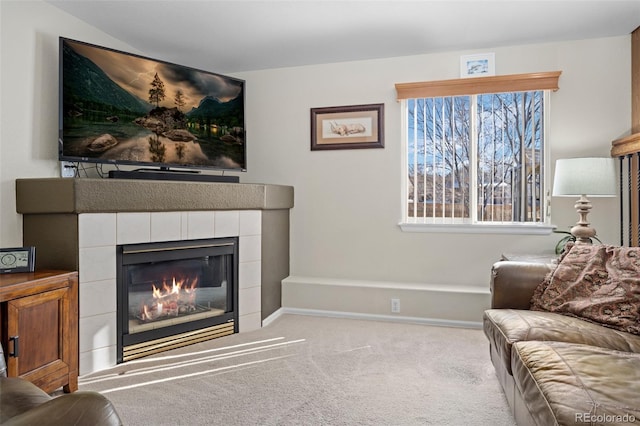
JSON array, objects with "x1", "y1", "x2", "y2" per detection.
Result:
[{"x1": 59, "y1": 37, "x2": 246, "y2": 172}]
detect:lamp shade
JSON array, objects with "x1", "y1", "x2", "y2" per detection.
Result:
[{"x1": 553, "y1": 157, "x2": 616, "y2": 197}]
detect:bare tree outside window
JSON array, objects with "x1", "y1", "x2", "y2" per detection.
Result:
[{"x1": 407, "y1": 90, "x2": 545, "y2": 224}]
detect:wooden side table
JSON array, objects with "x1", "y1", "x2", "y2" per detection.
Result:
[{"x1": 0, "y1": 270, "x2": 78, "y2": 393}]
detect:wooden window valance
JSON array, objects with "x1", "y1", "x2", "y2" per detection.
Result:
[
  {"x1": 611, "y1": 133, "x2": 640, "y2": 157},
  {"x1": 395, "y1": 71, "x2": 562, "y2": 100}
]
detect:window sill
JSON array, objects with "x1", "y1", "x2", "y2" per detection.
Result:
[{"x1": 399, "y1": 221, "x2": 555, "y2": 235}]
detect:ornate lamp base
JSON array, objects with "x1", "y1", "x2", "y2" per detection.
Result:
[{"x1": 570, "y1": 195, "x2": 596, "y2": 244}]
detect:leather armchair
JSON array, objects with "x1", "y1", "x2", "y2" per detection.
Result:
[{"x1": 0, "y1": 344, "x2": 122, "y2": 426}]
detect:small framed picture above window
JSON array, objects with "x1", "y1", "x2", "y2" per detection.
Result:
[{"x1": 460, "y1": 53, "x2": 495, "y2": 78}]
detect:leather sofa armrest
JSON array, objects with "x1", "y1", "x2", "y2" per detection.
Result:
[
  {"x1": 2, "y1": 391, "x2": 123, "y2": 426},
  {"x1": 490, "y1": 261, "x2": 554, "y2": 309}
]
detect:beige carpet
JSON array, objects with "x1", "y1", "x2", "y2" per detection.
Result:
[{"x1": 79, "y1": 314, "x2": 515, "y2": 425}]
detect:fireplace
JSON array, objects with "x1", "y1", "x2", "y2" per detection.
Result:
[
  {"x1": 116, "y1": 237, "x2": 238, "y2": 362},
  {"x1": 17, "y1": 178, "x2": 294, "y2": 374}
]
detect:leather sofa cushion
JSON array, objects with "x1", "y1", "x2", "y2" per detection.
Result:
[
  {"x1": 483, "y1": 309, "x2": 640, "y2": 375},
  {"x1": 512, "y1": 341, "x2": 640, "y2": 426}
]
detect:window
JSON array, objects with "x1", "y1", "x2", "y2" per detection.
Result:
[{"x1": 396, "y1": 72, "x2": 561, "y2": 233}]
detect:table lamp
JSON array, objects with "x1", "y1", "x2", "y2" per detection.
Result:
[{"x1": 553, "y1": 157, "x2": 616, "y2": 244}]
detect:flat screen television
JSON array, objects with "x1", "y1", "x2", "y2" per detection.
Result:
[{"x1": 58, "y1": 37, "x2": 246, "y2": 175}]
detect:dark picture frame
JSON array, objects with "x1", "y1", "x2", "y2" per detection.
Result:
[{"x1": 310, "y1": 103, "x2": 384, "y2": 150}]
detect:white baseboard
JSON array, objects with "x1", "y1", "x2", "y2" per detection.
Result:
[
  {"x1": 278, "y1": 307, "x2": 483, "y2": 329},
  {"x1": 262, "y1": 308, "x2": 285, "y2": 327}
]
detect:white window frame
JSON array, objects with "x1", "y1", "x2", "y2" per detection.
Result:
[{"x1": 396, "y1": 73, "x2": 560, "y2": 234}]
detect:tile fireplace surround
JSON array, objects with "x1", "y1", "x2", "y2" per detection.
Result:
[{"x1": 16, "y1": 178, "x2": 293, "y2": 375}]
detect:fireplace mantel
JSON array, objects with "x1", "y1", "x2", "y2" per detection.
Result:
[
  {"x1": 16, "y1": 177, "x2": 293, "y2": 375},
  {"x1": 16, "y1": 178, "x2": 293, "y2": 213}
]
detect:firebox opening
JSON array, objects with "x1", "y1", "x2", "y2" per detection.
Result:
[{"x1": 117, "y1": 238, "x2": 238, "y2": 362}]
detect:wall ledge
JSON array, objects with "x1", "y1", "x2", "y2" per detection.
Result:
[
  {"x1": 279, "y1": 307, "x2": 483, "y2": 329},
  {"x1": 283, "y1": 275, "x2": 490, "y2": 294},
  {"x1": 281, "y1": 275, "x2": 490, "y2": 324}
]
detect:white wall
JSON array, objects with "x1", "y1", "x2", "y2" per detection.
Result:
[
  {"x1": 237, "y1": 36, "x2": 630, "y2": 291},
  {"x1": 0, "y1": 1, "x2": 136, "y2": 246},
  {"x1": 0, "y1": 1, "x2": 632, "y2": 323}
]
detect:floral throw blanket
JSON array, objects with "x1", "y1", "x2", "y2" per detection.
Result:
[{"x1": 531, "y1": 242, "x2": 640, "y2": 336}]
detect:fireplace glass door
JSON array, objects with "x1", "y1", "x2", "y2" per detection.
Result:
[{"x1": 117, "y1": 238, "x2": 238, "y2": 362}]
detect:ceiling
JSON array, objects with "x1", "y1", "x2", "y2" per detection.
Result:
[{"x1": 47, "y1": 0, "x2": 640, "y2": 74}]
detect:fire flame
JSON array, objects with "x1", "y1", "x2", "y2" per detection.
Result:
[
  {"x1": 152, "y1": 276, "x2": 198, "y2": 299},
  {"x1": 140, "y1": 276, "x2": 199, "y2": 321}
]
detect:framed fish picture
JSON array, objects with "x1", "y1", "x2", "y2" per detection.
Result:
[{"x1": 310, "y1": 103, "x2": 384, "y2": 150}]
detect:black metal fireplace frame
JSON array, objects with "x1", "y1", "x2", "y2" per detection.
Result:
[{"x1": 116, "y1": 237, "x2": 239, "y2": 363}]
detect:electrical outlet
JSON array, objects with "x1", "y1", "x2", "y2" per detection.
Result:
[
  {"x1": 60, "y1": 161, "x2": 77, "y2": 178},
  {"x1": 391, "y1": 298, "x2": 400, "y2": 313}
]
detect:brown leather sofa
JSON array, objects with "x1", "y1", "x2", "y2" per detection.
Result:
[
  {"x1": 483, "y1": 261, "x2": 640, "y2": 426},
  {"x1": 0, "y1": 344, "x2": 122, "y2": 425}
]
